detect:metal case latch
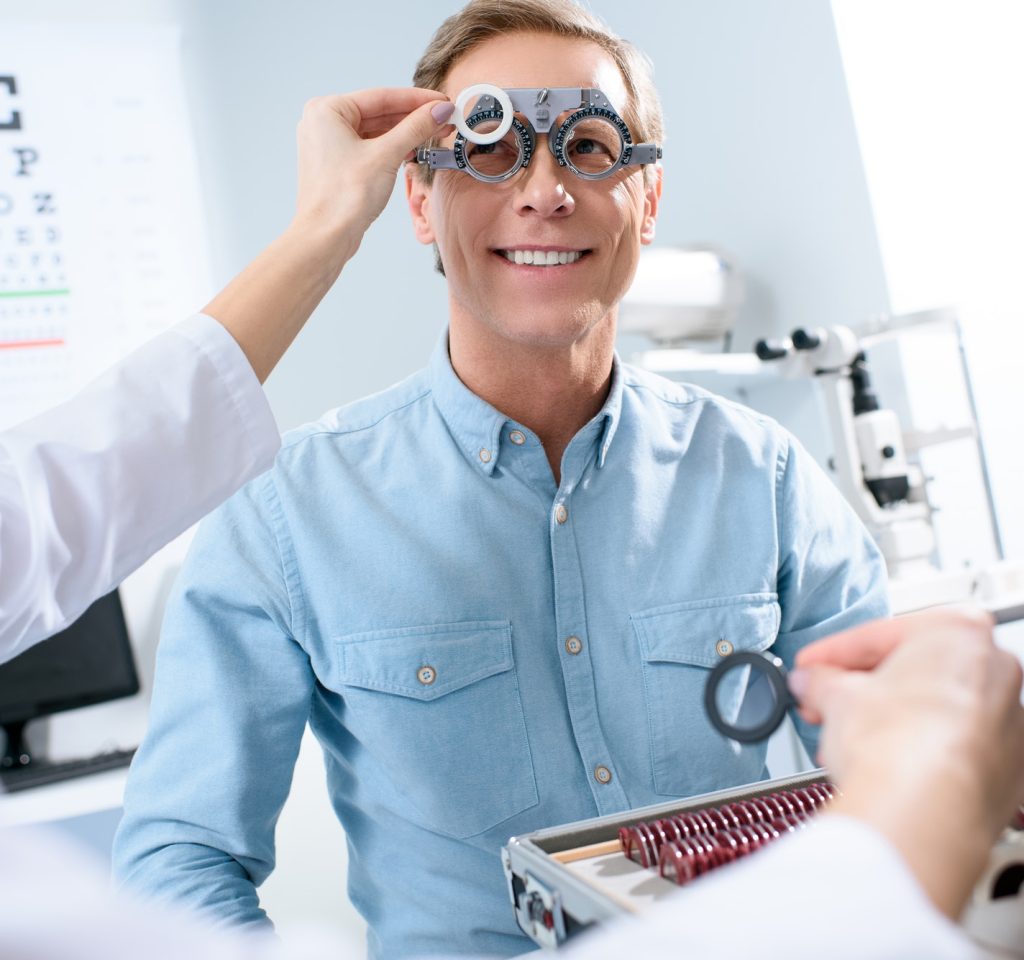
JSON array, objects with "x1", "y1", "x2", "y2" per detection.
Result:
[{"x1": 519, "y1": 871, "x2": 568, "y2": 948}]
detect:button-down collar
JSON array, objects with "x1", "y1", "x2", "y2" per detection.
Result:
[{"x1": 428, "y1": 332, "x2": 625, "y2": 477}]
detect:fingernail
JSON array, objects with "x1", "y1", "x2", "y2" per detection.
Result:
[
  {"x1": 431, "y1": 101, "x2": 455, "y2": 124},
  {"x1": 788, "y1": 668, "x2": 808, "y2": 700}
]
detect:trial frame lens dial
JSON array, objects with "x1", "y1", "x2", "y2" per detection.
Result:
[{"x1": 454, "y1": 113, "x2": 532, "y2": 182}]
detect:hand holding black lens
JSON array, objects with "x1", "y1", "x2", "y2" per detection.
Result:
[{"x1": 704, "y1": 602, "x2": 1024, "y2": 744}]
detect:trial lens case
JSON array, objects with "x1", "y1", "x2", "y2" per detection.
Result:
[{"x1": 502, "y1": 770, "x2": 825, "y2": 949}]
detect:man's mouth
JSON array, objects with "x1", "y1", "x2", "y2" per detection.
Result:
[{"x1": 496, "y1": 248, "x2": 588, "y2": 266}]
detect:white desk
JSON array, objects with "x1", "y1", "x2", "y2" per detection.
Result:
[
  {"x1": 0, "y1": 767, "x2": 128, "y2": 828},
  {"x1": 0, "y1": 766, "x2": 127, "y2": 866}
]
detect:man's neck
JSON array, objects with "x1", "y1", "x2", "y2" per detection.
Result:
[{"x1": 448, "y1": 318, "x2": 616, "y2": 485}]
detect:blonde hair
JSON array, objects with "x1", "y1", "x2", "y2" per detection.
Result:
[{"x1": 411, "y1": 0, "x2": 664, "y2": 184}]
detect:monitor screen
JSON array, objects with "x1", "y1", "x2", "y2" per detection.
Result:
[{"x1": 0, "y1": 590, "x2": 139, "y2": 725}]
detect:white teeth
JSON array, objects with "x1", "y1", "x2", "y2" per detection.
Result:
[{"x1": 502, "y1": 250, "x2": 583, "y2": 266}]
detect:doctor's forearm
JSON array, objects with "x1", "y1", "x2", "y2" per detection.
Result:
[
  {"x1": 203, "y1": 215, "x2": 360, "y2": 384},
  {"x1": 828, "y1": 775, "x2": 992, "y2": 920}
]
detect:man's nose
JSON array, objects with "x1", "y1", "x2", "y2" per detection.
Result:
[{"x1": 512, "y1": 146, "x2": 575, "y2": 218}]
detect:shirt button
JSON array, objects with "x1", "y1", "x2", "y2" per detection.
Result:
[
  {"x1": 565, "y1": 635, "x2": 583, "y2": 655},
  {"x1": 716, "y1": 639, "x2": 734, "y2": 657},
  {"x1": 555, "y1": 504, "x2": 568, "y2": 524},
  {"x1": 479, "y1": 448, "x2": 492, "y2": 464},
  {"x1": 509, "y1": 430, "x2": 526, "y2": 445},
  {"x1": 594, "y1": 765, "x2": 612, "y2": 785},
  {"x1": 417, "y1": 665, "x2": 437, "y2": 685}
]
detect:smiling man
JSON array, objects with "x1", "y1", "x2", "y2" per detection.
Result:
[
  {"x1": 113, "y1": 2, "x2": 888, "y2": 957},
  {"x1": 406, "y1": 31, "x2": 660, "y2": 484}
]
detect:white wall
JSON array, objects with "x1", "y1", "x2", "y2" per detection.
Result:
[{"x1": 833, "y1": 0, "x2": 1024, "y2": 566}]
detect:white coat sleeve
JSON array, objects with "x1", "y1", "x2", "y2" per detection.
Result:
[
  {"x1": 561, "y1": 815, "x2": 982, "y2": 960},
  {"x1": 0, "y1": 314, "x2": 280, "y2": 663}
]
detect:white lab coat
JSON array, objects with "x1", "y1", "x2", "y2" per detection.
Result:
[
  {"x1": 0, "y1": 314, "x2": 977, "y2": 958},
  {"x1": 0, "y1": 314, "x2": 279, "y2": 663},
  {"x1": 0, "y1": 817, "x2": 976, "y2": 959}
]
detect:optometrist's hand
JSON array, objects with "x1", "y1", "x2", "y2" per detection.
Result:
[
  {"x1": 293, "y1": 88, "x2": 455, "y2": 239},
  {"x1": 202, "y1": 88, "x2": 453, "y2": 383},
  {"x1": 790, "y1": 606, "x2": 994, "y2": 677},
  {"x1": 791, "y1": 608, "x2": 1024, "y2": 918}
]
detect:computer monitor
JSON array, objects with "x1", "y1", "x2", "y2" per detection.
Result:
[{"x1": 0, "y1": 590, "x2": 139, "y2": 769}]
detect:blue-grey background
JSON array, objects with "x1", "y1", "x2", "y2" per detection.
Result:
[{"x1": 8, "y1": 0, "x2": 889, "y2": 432}]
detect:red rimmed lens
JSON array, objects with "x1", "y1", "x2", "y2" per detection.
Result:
[
  {"x1": 660, "y1": 841, "x2": 698, "y2": 885},
  {"x1": 671, "y1": 811, "x2": 704, "y2": 839},
  {"x1": 750, "y1": 796, "x2": 781, "y2": 821},
  {"x1": 702, "y1": 807, "x2": 734, "y2": 832},
  {"x1": 647, "y1": 819, "x2": 672, "y2": 848},
  {"x1": 620, "y1": 826, "x2": 655, "y2": 867},
  {"x1": 627, "y1": 781, "x2": 835, "y2": 880},
  {"x1": 654, "y1": 817, "x2": 684, "y2": 844},
  {"x1": 708, "y1": 829, "x2": 740, "y2": 869},
  {"x1": 721, "y1": 801, "x2": 757, "y2": 827},
  {"x1": 689, "y1": 809, "x2": 718, "y2": 836}
]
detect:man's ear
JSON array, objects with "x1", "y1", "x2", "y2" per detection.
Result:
[
  {"x1": 639, "y1": 165, "x2": 663, "y2": 246},
  {"x1": 405, "y1": 166, "x2": 436, "y2": 245}
]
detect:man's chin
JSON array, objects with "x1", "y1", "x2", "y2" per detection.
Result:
[{"x1": 483, "y1": 309, "x2": 613, "y2": 351}]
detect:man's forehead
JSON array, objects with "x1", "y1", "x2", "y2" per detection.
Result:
[{"x1": 441, "y1": 35, "x2": 630, "y2": 116}]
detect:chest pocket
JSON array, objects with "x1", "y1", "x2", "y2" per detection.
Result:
[
  {"x1": 335, "y1": 620, "x2": 538, "y2": 839},
  {"x1": 631, "y1": 594, "x2": 780, "y2": 797}
]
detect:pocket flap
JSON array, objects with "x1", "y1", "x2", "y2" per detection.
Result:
[
  {"x1": 632, "y1": 593, "x2": 780, "y2": 669},
  {"x1": 337, "y1": 620, "x2": 513, "y2": 701}
]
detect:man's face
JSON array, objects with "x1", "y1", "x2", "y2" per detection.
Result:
[{"x1": 407, "y1": 32, "x2": 662, "y2": 351}]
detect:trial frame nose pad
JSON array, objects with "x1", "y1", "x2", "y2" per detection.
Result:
[{"x1": 704, "y1": 650, "x2": 797, "y2": 744}]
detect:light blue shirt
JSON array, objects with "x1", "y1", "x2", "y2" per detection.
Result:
[{"x1": 114, "y1": 335, "x2": 888, "y2": 959}]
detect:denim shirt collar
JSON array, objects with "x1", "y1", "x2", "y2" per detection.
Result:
[{"x1": 428, "y1": 331, "x2": 624, "y2": 477}]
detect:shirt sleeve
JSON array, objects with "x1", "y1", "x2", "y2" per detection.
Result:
[
  {"x1": 0, "y1": 314, "x2": 280, "y2": 663},
  {"x1": 562, "y1": 815, "x2": 981, "y2": 960},
  {"x1": 771, "y1": 432, "x2": 890, "y2": 756},
  {"x1": 111, "y1": 472, "x2": 312, "y2": 929}
]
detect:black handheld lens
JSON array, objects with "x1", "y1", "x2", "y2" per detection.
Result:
[
  {"x1": 704, "y1": 650, "x2": 797, "y2": 744},
  {"x1": 702, "y1": 604, "x2": 1024, "y2": 744}
]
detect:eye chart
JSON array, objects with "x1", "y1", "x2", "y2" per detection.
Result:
[{"x1": 0, "y1": 25, "x2": 210, "y2": 430}]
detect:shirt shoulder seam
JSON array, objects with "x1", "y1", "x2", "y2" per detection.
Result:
[
  {"x1": 775, "y1": 431, "x2": 793, "y2": 566},
  {"x1": 255, "y1": 472, "x2": 307, "y2": 645},
  {"x1": 281, "y1": 385, "x2": 433, "y2": 452},
  {"x1": 623, "y1": 377, "x2": 777, "y2": 430}
]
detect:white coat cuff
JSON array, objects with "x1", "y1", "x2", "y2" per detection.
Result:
[{"x1": 172, "y1": 314, "x2": 280, "y2": 475}]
